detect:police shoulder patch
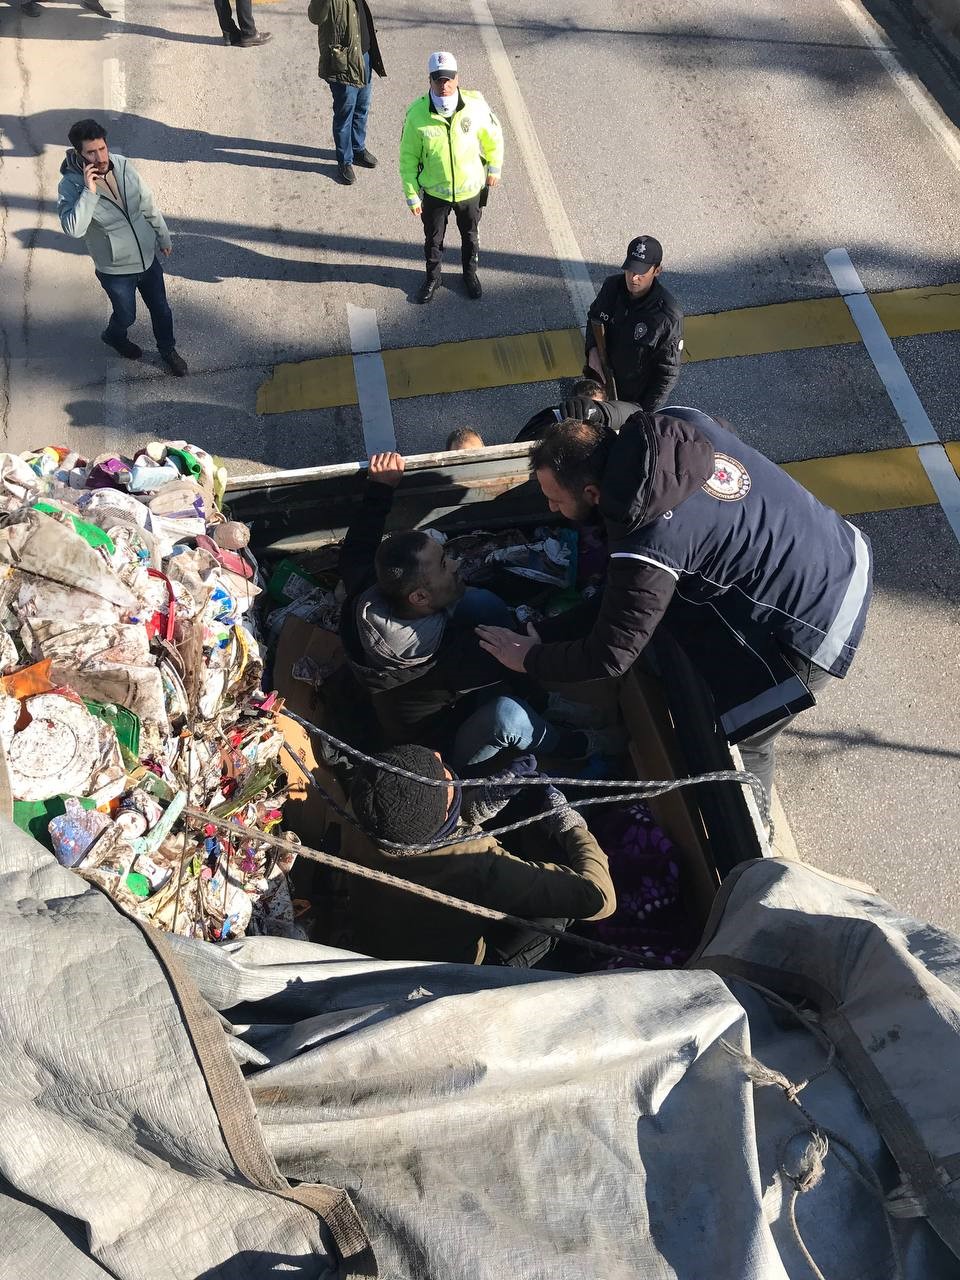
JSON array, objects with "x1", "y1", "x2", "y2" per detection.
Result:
[{"x1": 702, "y1": 453, "x2": 751, "y2": 502}]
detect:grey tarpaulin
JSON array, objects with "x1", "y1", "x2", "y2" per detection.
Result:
[{"x1": 2, "y1": 818, "x2": 959, "y2": 1280}]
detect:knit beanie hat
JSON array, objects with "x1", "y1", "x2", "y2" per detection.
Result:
[{"x1": 350, "y1": 744, "x2": 451, "y2": 847}]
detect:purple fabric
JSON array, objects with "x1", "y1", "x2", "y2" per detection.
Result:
[{"x1": 582, "y1": 801, "x2": 697, "y2": 968}]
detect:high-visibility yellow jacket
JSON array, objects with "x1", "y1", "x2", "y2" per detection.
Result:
[{"x1": 398, "y1": 90, "x2": 503, "y2": 207}]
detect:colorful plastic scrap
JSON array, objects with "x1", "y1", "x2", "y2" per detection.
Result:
[{"x1": 0, "y1": 439, "x2": 300, "y2": 942}]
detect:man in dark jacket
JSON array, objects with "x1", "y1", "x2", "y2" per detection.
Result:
[
  {"x1": 308, "y1": 0, "x2": 385, "y2": 185},
  {"x1": 586, "y1": 236, "x2": 684, "y2": 411},
  {"x1": 339, "y1": 453, "x2": 618, "y2": 765},
  {"x1": 477, "y1": 409, "x2": 873, "y2": 801},
  {"x1": 515, "y1": 379, "x2": 642, "y2": 443},
  {"x1": 345, "y1": 743, "x2": 616, "y2": 964}
]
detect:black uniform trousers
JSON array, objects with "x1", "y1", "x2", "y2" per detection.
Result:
[
  {"x1": 213, "y1": 0, "x2": 255, "y2": 40},
  {"x1": 421, "y1": 191, "x2": 482, "y2": 279}
]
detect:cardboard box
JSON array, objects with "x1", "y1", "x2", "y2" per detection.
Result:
[{"x1": 273, "y1": 616, "x2": 346, "y2": 849}]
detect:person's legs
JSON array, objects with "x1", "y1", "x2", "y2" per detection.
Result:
[
  {"x1": 212, "y1": 0, "x2": 239, "y2": 38},
  {"x1": 454, "y1": 193, "x2": 482, "y2": 273},
  {"x1": 136, "y1": 256, "x2": 175, "y2": 355},
  {"x1": 96, "y1": 269, "x2": 138, "y2": 346},
  {"x1": 483, "y1": 918, "x2": 570, "y2": 968},
  {"x1": 737, "y1": 657, "x2": 836, "y2": 803},
  {"x1": 449, "y1": 586, "x2": 515, "y2": 630},
  {"x1": 232, "y1": 0, "x2": 256, "y2": 39},
  {"x1": 329, "y1": 78, "x2": 361, "y2": 166},
  {"x1": 350, "y1": 53, "x2": 372, "y2": 158},
  {"x1": 451, "y1": 695, "x2": 560, "y2": 769},
  {"x1": 421, "y1": 193, "x2": 451, "y2": 280}
]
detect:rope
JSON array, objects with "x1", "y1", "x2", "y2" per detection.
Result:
[
  {"x1": 280, "y1": 708, "x2": 771, "y2": 847},
  {"x1": 721, "y1": 988, "x2": 906, "y2": 1280},
  {"x1": 183, "y1": 802, "x2": 666, "y2": 969}
]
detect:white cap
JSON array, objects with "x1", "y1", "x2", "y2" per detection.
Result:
[{"x1": 428, "y1": 51, "x2": 457, "y2": 77}]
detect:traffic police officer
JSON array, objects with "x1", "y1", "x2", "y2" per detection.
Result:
[
  {"x1": 399, "y1": 51, "x2": 504, "y2": 304},
  {"x1": 585, "y1": 235, "x2": 684, "y2": 410}
]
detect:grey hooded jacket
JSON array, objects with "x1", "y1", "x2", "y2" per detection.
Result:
[{"x1": 57, "y1": 150, "x2": 172, "y2": 275}]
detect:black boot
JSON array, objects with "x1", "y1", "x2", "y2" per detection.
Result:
[
  {"x1": 101, "y1": 329, "x2": 142, "y2": 359},
  {"x1": 417, "y1": 275, "x2": 440, "y2": 304},
  {"x1": 463, "y1": 251, "x2": 481, "y2": 300},
  {"x1": 161, "y1": 348, "x2": 188, "y2": 377}
]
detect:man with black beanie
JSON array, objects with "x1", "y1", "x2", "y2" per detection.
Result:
[{"x1": 345, "y1": 743, "x2": 615, "y2": 966}]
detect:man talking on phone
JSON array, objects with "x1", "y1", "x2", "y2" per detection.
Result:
[{"x1": 57, "y1": 118, "x2": 188, "y2": 376}]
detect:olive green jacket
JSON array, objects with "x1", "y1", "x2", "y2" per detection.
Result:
[
  {"x1": 342, "y1": 819, "x2": 616, "y2": 965},
  {"x1": 307, "y1": 0, "x2": 385, "y2": 85}
]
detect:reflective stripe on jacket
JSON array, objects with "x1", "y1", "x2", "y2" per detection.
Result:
[{"x1": 399, "y1": 90, "x2": 503, "y2": 206}]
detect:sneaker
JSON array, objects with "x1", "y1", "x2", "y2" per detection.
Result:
[
  {"x1": 232, "y1": 30, "x2": 271, "y2": 46},
  {"x1": 545, "y1": 692, "x2": 608, "y2": 730},
  {"x1": 161, "y1": 348, "x2": 188, "y2": 377},
  {"x1": 416, "y1": 275, "x2": 440, "y2": 304},
  {"x1": 354, "y1": 149, "x2": 377, "y2": 168},
  {"x1": 464, "y1": 270, "x2": 482, "y2": 300},
  {"x1": 337, "y1": 163, "x2": 356, "y2": 185},
  {"x1": 101, "y1": 330, "x2": 142, "y2": 360}
]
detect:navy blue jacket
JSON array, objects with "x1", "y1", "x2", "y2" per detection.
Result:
[{"x1": 526, "y1": 408, "x2": 873, "y2": 742}]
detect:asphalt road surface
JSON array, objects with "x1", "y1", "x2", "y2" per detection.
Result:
[{"x1": 1, "y1": 0, "x2": 959, "y2": 929}]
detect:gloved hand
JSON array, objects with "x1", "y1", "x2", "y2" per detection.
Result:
[
  {"x1": 542, "y1": 784, "x2": 587, "y2": 835},
  {"x1": 559, "y1": 396, "x2": 604, "y2": 425},
  {"x1": 462, "y1": 754, "x2": 539, "y2": 827}
]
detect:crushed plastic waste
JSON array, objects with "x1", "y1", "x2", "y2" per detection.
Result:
[{"x1": 0, "y1": 440, "x2": 301, "y2": 942}]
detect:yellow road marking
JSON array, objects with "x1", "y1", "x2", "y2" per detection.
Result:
[
  {"x1": 257, "y1": 354, "x2": 356, "y2": 414},
  {"x1": 872, "y1": 282, "x2": 960, "y2": 337},
  {"x1": 784, "y1": 446, "x2": 937, "y2": 515},
  {"x1": 382, "y1": 328, "x2": 583, "y2": 397},
  {"x1": 684, "y1": 296, "x2": 858, "y2": 361},
  {"x1": 257, "y1": 280, "x2": 960, "y2": 415}
]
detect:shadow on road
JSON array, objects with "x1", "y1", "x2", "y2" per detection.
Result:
[
  {"x1": 0, "y1": 1, "x2": 221, "y2": 43},
  {"x1": 0, "y1": 109, "x2": 338, "y2": 175}
]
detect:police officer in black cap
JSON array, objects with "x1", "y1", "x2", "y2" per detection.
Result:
[{"x1": 585, "y1": 235, "x2": 684, "y2": 411}]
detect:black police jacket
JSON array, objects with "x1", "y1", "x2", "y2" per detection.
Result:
[
  {"x1": 525, "y1": 408, "x2": 872, "y2": 743},
  {"x1": 585, "y1": 275, "x2": 684, "y2": 410}
]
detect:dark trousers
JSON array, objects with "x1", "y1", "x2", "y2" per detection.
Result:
[
  {"x1": 421, "y1": 191, "x2": 482, "y2": 279},
  {"x1": 329, "y1": 53, "x2": 372, "y2": 165},
  {"x1": 213, "y1": 0, "x2": 255, "y2": 40},
  {"x1": 95, "y1": 255, "x2": 175, "y2": 355},
  {"x1": 738, "y1": 651, "x2": 836, "y2": 802},
  {"x1": 484, "y1": 918, "x2": 571, "y2": 968}
]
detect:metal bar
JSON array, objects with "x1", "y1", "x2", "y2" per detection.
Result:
[{"x1": 226, "y1": 441, "x2": 535, "y2": 492}]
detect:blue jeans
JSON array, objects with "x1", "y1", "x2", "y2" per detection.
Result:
[
  {"x1": 95, "y1": 255, "x2": 175, "y2": 355},
  {"x1": 452, "y1": 695, "x2": 561, "y2": 769},
  {"x1": 329, "y1": 53, "x2": 371, "y2": 165},
  {"x1": 450, "y1": 586, "x2": 515, "y2": 631}
]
